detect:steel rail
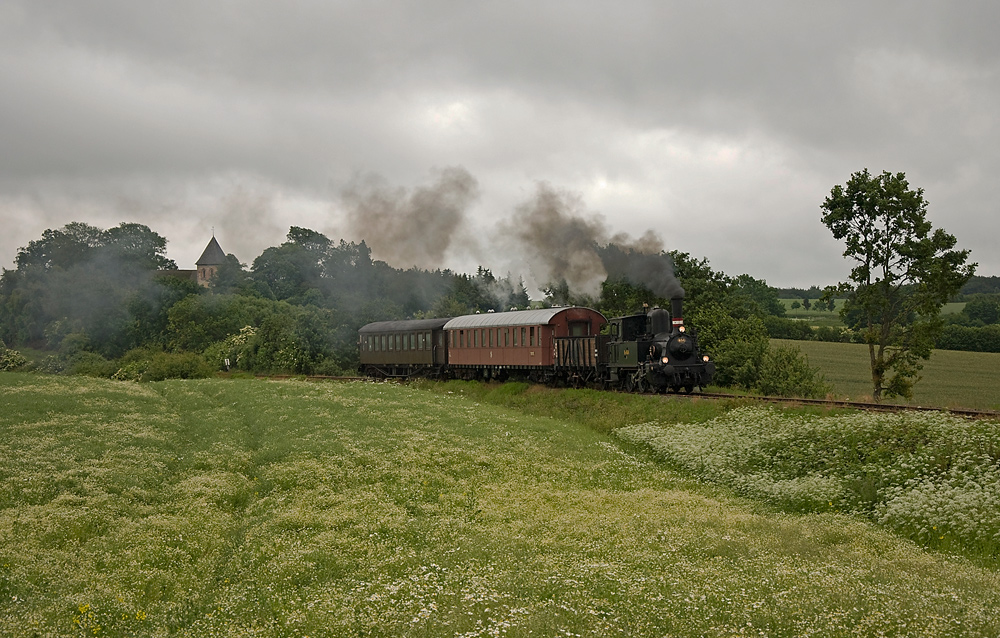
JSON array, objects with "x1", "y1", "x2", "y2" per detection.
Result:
[{"x1": 252, "y1": 374, "x2": 1000, "y2": 420}]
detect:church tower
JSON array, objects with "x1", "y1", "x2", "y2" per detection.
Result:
[{"x1": 195, "y1": 236, "x2": 227, "y2": 286}]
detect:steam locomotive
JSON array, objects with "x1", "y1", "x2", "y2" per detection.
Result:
[{"x1": 358, "y1": 297, "x2": 714, "y2": 393}]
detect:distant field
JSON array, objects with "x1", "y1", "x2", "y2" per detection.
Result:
[
  {"x1": 777, "y1": 300, "x2": 965, "y2": 329},
  {"x1": 3, "y1": 374, "x2": 999, "y2": 636},
  {"x1": 778, "y1": 299, "x2": 845, "y2": 327},
  {"x1": 774, "y1": 339, "x2": 1000, "y2": 410}
]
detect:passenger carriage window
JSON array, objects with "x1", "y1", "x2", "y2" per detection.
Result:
[
  {"x1": 504, "y1": 328, "x2": 509, "y2": 347},
  {"x1": 410, "y1": 334, "x2": 415, "y2": 350},
  {"x1": 513, "y1": 328, "x2": 518, "y2": 346},
  {"x1": 460, "y1": 330, "x2": 465, "y2": 348},
  {"x1": 530, "y1": 326, "x2": 535, "y2": 346},
  {"x1": 521, "y1": 327, "x2": 526, "y2": 346}
]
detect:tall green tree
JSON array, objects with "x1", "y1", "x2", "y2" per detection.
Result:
[{"x1": 820, "y1": 169, "x2": 975, "y2": 401}]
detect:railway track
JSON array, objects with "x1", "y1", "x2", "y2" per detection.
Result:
[
  {"x1": 690, "y1": 392, "x2": 1000, "y2": 419},
  {"x1": 254, "y1": 374, "x2": 1000, "y2": 420}
]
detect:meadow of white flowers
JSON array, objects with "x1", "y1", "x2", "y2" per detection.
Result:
[
  {"x1": 3, "y1": 374, "x2": 1000, "y2": 636},
  {"x1": 616, "y1": 406, "x2": 1000, "y2": 557}
]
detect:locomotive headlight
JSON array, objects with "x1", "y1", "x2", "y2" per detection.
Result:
[
  {"x1": 702, "y1": 355, "x2": 710, "y2": 362},
  {"x1": 661, "y1": 356, "x2": 669, "y2": 364},
  {"x1": 678, "y1": 326, "x2": 686, "y2": 333}
]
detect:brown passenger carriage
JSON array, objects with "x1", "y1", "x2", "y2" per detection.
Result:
[{"x1": 444, "y1": 307, "x2": 607, "y2": 383}]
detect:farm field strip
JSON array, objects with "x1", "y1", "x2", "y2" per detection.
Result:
[
  {"x1": 2, "y1": 374, "x2": 999, "y2": 637},
  {"x1": 773, "y1": 339, "x2": 1000, "y2": 411}
]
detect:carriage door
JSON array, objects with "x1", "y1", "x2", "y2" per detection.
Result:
[{"x1": 435, "y1": 331, "x2": 447, "y2": 365}]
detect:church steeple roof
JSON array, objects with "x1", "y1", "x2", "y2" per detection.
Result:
[{"x1": 196, "y1": 236, "x2": 227, "y2": 266}]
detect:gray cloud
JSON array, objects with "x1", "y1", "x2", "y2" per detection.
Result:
[{"x1": 1, "y1": 1, "x2": 997, "y2": 286}]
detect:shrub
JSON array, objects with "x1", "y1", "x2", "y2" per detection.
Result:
[
  {"x1": 112, "y1": 348, "x2": 214, "y2": 381},
  {"x1": 141, "y1": 351, "x2": 215, "y2": 381},
  {"x1": 937, "y1": 324, "x2": 1000, "y2": 353},
  {"x1": 0, "y1": 347, "x2": 29, "y2": 371},
  {"x1": 763, "y1": 315, "x2": 814, "y2": 340},
  {"x1": 756, "y1": 344, "x2": 831, "y2": 398},
  {"x1": 66, "y1": 351, "x2": 117, "y2": 377}
]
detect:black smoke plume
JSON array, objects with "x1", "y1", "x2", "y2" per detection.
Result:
[
  {"x1": 598, "y1": 238, "x2": 685, "y2": 299},
  {"x1": 504, "y1": 183, "x2": 684, "y2": 299},
  {"x1": 340, "y1": 172, "x2": 683, "y2": 302},
  {"x1": 341, "y1": 166, "x2": 479, "y2": 269}
]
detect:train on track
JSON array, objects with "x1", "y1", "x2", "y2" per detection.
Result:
[{"x1": 358, "y1": 298, "x2": 715, "y2": 393}]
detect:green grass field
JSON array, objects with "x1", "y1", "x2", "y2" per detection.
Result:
[
  {"x1": 774, "y1": 339, "x2": 1000, "y2": 410},
  {"x1": 777, "y1": 300, "x2": 965, "y2": 329},
  {"x1": 778, "y1": 299, "x2": 845, "y2": 328},
  {"x1": 2, "y1": 373, "x2": 1000, "y2": 636}
]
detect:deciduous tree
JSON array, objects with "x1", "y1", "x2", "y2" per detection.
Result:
[{"x1": 820, "y1": 169, "x2": 975, "y2": 401}]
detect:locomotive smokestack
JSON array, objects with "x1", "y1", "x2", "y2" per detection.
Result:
[{"x1": 671, "y1": 297, "x2": 684, "y2": 331}]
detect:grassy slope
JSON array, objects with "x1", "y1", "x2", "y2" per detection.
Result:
[
  {"x1": 2, "y1": 373, "x2": 999, "y2": 637},
  {"x1": 775, "y1": 339, "x2": 1000, "y2": 410}
]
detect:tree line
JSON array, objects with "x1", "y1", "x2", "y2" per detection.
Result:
[
  {"x1": 0, "y1": 220, "x2": 829, "y2": 397},
  {"x1": 2, "y1": 167, "x2": 979, "y2": 403}
]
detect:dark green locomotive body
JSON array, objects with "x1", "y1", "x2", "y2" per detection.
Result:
[{"x1": 606, "y1": 300, "x2": 714, "y2": 393}]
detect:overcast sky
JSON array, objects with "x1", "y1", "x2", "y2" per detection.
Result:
[{"x1": 2, "y1": 1, "x2": 997, "y2": 291}]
